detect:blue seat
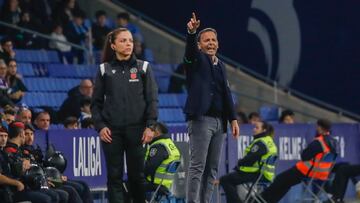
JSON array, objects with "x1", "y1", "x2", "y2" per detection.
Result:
[
  {"x1": 152, "y1": 64, "x2": 175, "y2": 77},
  {"x1": 47, "y1": 64, "x2": 77, "y2": 78},
  {"x1": 259, "y1": 106, "x2": 279, "y2": 121},
  {"x1": 47, "y1": 51, "x2": 60, "y2": 63},
  {"x1": 159, "y1": 108, "x2": 185, "y2": 123},
  {"x1": 15, "y1": 49, "x2": 51, "y2": 63},
  {"x1": 17, "y1": 63, "x2": 35, "y2": 77},
  {"x1": 159, "y1": 94, "x2": 181, "y2": 107},
  {"x1": 156, "y1": 76, "x2": 170, "y2": 93}
]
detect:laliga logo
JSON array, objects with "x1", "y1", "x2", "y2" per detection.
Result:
[{"x1": 247, "y1": 0, "x2": 301, "y2": 87}]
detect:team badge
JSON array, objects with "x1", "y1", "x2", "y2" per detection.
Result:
[
  {"x1": 251, "y1": 145, "x2": 259, "y2": 153},
  {"x1": 129, "y1": 67, "x2": 139, "y2": 82},
  {"x1": 150, "y1": 148, "x2": 157, "y2": 157}
]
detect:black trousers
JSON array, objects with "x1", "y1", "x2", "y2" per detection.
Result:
[
  {"x1": 13, "y1": 190, "x2": 53, "y2": 203},
  {"x1": 102, "y1": 125, "x2": 146, "y2": 203},
  {"x1": 330, "y1": 164, "x2": 360, "y2": 200},
  {"x1": 261, "y1": 166, "x2": 304, "y2": 203},
  {"x1": 65, "y1": 179, "x2": 93, "y2": 203},
  {"x1": 220, "y1": 170, "x2": 260, "y2": 203}
]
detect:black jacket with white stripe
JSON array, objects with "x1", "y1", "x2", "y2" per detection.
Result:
[{"x1": 91, "y1": 55, "x2": 158, "y2": 131}]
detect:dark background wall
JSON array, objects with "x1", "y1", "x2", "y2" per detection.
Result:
[{"x1": 118, "y1": 0, "x2": 360, "y2": 114}]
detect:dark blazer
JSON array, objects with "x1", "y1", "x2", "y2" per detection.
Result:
[{"x1": 183, "y1": 33, "x2": 236, "y2": 125}]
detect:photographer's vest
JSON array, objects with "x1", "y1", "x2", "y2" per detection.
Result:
[
  {"x1": 145, "y1": 138, "x2": 181, "y2": 189},
  {"x1": 296, "y1": 135, "x2": 332, "y2": 180},
  {"x1": 239, "y1": 136, "x2": 277, "y2": 182}
]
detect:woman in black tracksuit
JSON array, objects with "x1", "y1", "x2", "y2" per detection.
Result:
[{"x1": 91, "y1": 28, "x2": 158, "y2": 203}]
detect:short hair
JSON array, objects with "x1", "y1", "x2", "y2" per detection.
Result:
[
  {"x1": 117, "y1": 12, "x2": 130, "y2": 21},
  {"x1": 95, "y1": 10, "x2": 106, "y2": 18},
  {"x1": 64, "y1": 117, "x2": 78, "y2": 128},
  {"x1": 197, "y1": 28, "x2": 217, "y2": 42},
  {"x1": 0, "y1": 59, "x2": 6, "y2": 66},
  {"x1": 279, "y1": 109, "x2": 295, "y2": 122},
  {"x1": 80, "y1": 96, "x2": 92, "y2": 107},
  {"x1": 154, "y1": 122, "x2": 169, "y2": 134},
  {"x1": 248, "y1": 112, "x2": 260, "y2": 120},
  {"x1": 0, "y1": 126, "x2": 8, "y2": 134},
  {"x1": 8, "y1": 121, "x2": 25, "y2": 139},
  {"x1": 4, "y1": 108, "x2": 16, "y2": 116},
  {"x1": 0, "y1": 37, "x2": 12, "y2": 46},
  {"x1": 73, "y1": 9, "x2": 86, "y2": 19},
  {"x1": 36, "y1": 111, "x2": 50, "y2": 120},
  {"x1": 317, "y1": 119, "x2": 332, "y2": 132}
]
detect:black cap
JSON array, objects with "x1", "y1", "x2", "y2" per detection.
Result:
[{"x1": 25, "y1": 123, "x2": 35, "y2": 132}]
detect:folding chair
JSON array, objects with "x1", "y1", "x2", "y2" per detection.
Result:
[
  {"x1": 149, "y1": 160, "x2": 181, "y2": 203},
  {"x1": 242, "y1": 155, "x2": 278, "y2": 203},
  {"x1": 299, "y1": 152, "x2": 337, "y2": 203}
]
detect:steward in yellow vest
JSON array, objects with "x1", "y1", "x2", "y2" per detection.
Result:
[
  {"x1": 220, "y1": 121, "x2": 277, "y2": 203},
  {"x1": 261, "y1": 119, "x2": 338, "y2": 203},
  {"x1": 144, "y1": 122, "x2": 181, "y2": 195}
]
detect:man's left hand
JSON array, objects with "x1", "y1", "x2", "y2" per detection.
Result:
[{"x1": 231, "y1": 120, "x2": 240, "y2": 139}]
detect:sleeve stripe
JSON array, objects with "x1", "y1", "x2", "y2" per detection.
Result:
[
  {"x1": 100, "y1": 63, "x2": 105, "y2": 76},
  {"x1": 142, "y1": 61, "x2": 149, "y2": 73}
]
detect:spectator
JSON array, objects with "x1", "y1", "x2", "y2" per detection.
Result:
[
  {"x1": 63, "y1": 116, "x2": 78, "y2": 129},
  {"x1": 80, "y1": 117, "x2": 94, "y2": 129},
  {"x1": 49, "y1": 23, "x2": 73, "y2": 64},
  {"x1": 58, "y1": 79, "x2": 93, "y2": 122},
  {"x1": 236, "y1": 111, "x2": 248, "y2": 125},
  {"x1": 279, "y1": 109, "x2": 295, "y2": 124},
  {"x1": 0, "y1": 125, "x2": 8, "y2": 147},
  {"x1": 0, "y1": 38, "x2": 16, "y2": 64},
  {"x1": 52, "y1": 0, "x2": 80, "y2": 27},
  {"x1": 92, "y1": 10, "x2": 111, "y2": 50},
  {"x1": 3, "y1": 107, "x2": 16, "y2": 124},
  {"x1": 16, "y1": 10, "x2": 44, "y2": 49},
  {"x1": 117, "y1": 12, "x2": 143, "y2": 42},
  {"x1": 6, "y1": 59, "x2": 28, "y2": 104},
  {"x1": 168, "y1": 63, "x2": 186, "y2": 93},
  {"x1": 0, "y1": 59, "x2": 14, "y2": 108},
  {"x1": 133, "y1": 36, "x2": 154, "y2": 63},
  {"x1": 64, "y1": 9, "x2": 89, "y2": 64},
  {"x1": 78, "y1": 96, "x2": 91, "y2": 123},
  {"x1": 22, "y1": 0, "x2": 54, "y2": 29},
  {"x1": 16, "y1": 108, "x2": 32, "y2": 124},
  {"x1": 0, "y1": 0, "x2": 22, "y2": 35},
  {"x1": 248, "y1": 112, "x2": 261, "y2": 124},
  {"x1": 34, "y1": 111, "x2": 50, "y2": 130}
]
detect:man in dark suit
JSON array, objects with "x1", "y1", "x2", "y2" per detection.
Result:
[{"x1": 184, "y1": 13, "x2": 240, "y2": 203}]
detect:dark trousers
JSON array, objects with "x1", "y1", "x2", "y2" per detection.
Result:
[
  {"x1": 40, "y1": 188, "x2": 61, "y2": 203},
  {"x1": 52, "y1": 188, "x2": 69, "y2": 203},
  {"x1": 102, "y1": 125, "x2": 146, "y2": 203},
  {"x1": 13, "y1": 190, "x2": 53, "y2": 203},
  {"x1": 220, "y1": 170, "x2": 260, "y2": 203},
  {"x1": 261, "y1": 166, "x2": 304, "y2": 203},
  {"x1": 331, "y1": 164, "x2": 360, "y2": 200},
  {"x1": 60, "y1": 184, "x2": 83, "y2": 203},
  {"x1": 65, "y1": 180, "x2": 93, "y2": 203}
]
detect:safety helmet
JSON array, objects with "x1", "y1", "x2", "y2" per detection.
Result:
[
  {"x1": 44, "y1": 151, "x2": 67, "y2": 173},
  {"x1": 44, "y1": 167, "x2": 63, "y2": 187},
  {"x1": 23, "y1": 164, "x2": 48, "y2": 190}
]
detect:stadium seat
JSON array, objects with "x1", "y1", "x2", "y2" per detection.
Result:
[
  {"x1": 259, "y1": 106, "x2": 279, "y2": 121},
  {"x1": 17, "y1": 63, "x2": 35, "y2": 77},
  {"x1": 155, "y1": 76, "x2": 171, "y2": 93},
  {"x1": 159, "y1": 108, "x2": 185, "y2": 123}
]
